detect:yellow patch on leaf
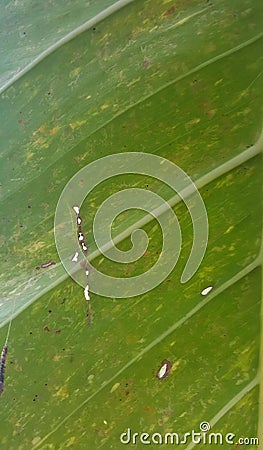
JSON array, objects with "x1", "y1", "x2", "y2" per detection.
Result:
[
  {"x1": 54, "y1": 385, "x2": 69, "y2": 400},
  {"x1": 49, "y1": 126, "x2": 60, "y2": 136},
  {"x1": 65, "y1": 437, "x2": 77, "y2": 447},
  {"x1": 70, "y1": 67, "x2": 81, "y2": 78},
  {"x1": 110, "y1": 382, "x2": 120, "y2": 393},
  {"x1": 171, "y1": 359, "x2": 181, "y2": 373},
  {"x1": 100, "y1": 103, "x2": 109, "y2": 110},
  {"x1": 69, "y1": 119, "x2": 86, "y2": 130},
  {"x1": 39, "y1": 125, "x2": 46, "y2": 133},
  {"x1": 225, "y1": 225, "x2": 234, "y2": 234},
  {"x1": 187, "y1": 118, "x2": 201, "y2": 126},
  {"x1": 127, "y1": 77, "x2": 141, "y2": 88}
]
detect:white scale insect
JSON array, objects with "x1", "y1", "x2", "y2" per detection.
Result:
[
  {"x1": 200, "y1": 286, "x2": 213, "y2": 296},
  {"x1": 156, "y1": 359, "x2": 172, "y2": 380},
  {"x1": 71, "y1": 252, "x2": 79, "y2": 262}
]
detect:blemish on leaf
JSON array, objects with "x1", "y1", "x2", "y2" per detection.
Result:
[
  {"x1": 142, "y1": 60, "x2": 150, "y2": 68},
  {"x1": 164, "y1": 6, "x2": 175, "y2": 15},
  {"x1": 100, "y1": 103, "x2": 109, "y2": 110},
  {"x1": 110, "y1": 382, "x2": 120, "y2": 393},
  {"x1": 69, "y1": 119, "x2": 86, "y2": 130},
  {"x1": 225, "y1": 225, "x2": 234, "y2": 234},
  {"x1": 39, "y1": 125, "x2": 46, "y2": 133},
  {"x1": 49, "y1": 126, "x2": 60, "y2": 136}
]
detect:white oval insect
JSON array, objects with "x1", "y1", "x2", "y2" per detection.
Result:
[
  {"x1": 71, "y1": 252, "x2": 79, "y2": 262},
  {"x1": 201, "y1": 286, "x2": 213, "y2": 296},
  {"x1": 81, "y1": 243, "x2": 88, "y2": 252},
  {"x1": 78, "y1": 232, "x2": 84, "y2": 242},
  {"x1": 84, "y1": 285, "x2": 90, "y2": 302},
  {"x1": 156, "y1": 359, "x2": 172, "y2": 380},
  {"x1": 73, "y1": 206, "x2": 80, "y2": 215}
]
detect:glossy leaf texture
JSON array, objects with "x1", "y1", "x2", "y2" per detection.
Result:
[{"x1": 0, "y1": 0, "x2": 262, "y2": 449}]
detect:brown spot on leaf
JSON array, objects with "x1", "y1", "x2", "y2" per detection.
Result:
[{"x1": 164, "y1": 6, "x2": 175, "y2": 15}]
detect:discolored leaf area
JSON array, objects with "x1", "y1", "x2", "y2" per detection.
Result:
[{"x1": 0, "y1": 0, "x2": 262, "y2": 449}]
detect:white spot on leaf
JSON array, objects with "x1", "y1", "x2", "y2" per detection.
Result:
[{"x1": 201, "y1": 286, "x2": 213, "y2": 296}]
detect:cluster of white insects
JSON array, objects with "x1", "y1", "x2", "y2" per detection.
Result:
[{"x1": 72, "y1": 206, "x2": 91, "y2": 325}]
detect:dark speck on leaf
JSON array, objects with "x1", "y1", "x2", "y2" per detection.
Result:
[
  {"x1": 48, "y1": 310, "x2": 52, "y2": 313},
  {"x1": 92, "y1": 27, "x2": 96, "y2": 31},
  {"x1": 142, "y1": 60, "x2": 150, "y2": 68},
  {"x1": 27, "y1": 205, "x2": 32, "y2": 208},
  {"x1": 164, "y1": 6, "x2": 175, "y2": 15},
  {"x1": 29, "y1": 331, "x2": 33, "y2": 335},
  {"x1": 55, "y1": 330, "x2": 61, "y2": 334},
  {"x1": 44, "y1": 326, "x2": 50, "y2": 332}
]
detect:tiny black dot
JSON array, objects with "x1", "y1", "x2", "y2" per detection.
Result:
[
  {"x1": 92, "y1": 27, "x2": 96, "y2": 31},
  {"x1": 119, "y1": 398, "x2": 122, "y2": 401},
  {"x1": 62, "y1": 348, "x2": 65, "y2": 351},
  {"x1": 47, "y1": 92, "x2": 51, "y2": 95},
  {"x1": 23, "y1": 31, "x2": 26, "y2": 35},
  {"x1": 27, "y1": 205, "x2": 32, "y2": 209},
  {"x1": 48, "y1": 310, "x2": 52, "y2": 313},
  {"x1": 35, "y1": 394, "x2": 38, "y2": 397},
  {"x1": 33, "y1": 398, "x2": 36, "y2": 401},
  {"x1": 29, "y1": 331, "x2": 33, "y2": 334},
  {"x1": 44, "y1": 383, "x2": 48, "y2": 386}
]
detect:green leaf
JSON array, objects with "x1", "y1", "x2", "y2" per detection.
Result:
[{"x1": 0, "y1": 0, "x2": 262, "y2": 448}]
